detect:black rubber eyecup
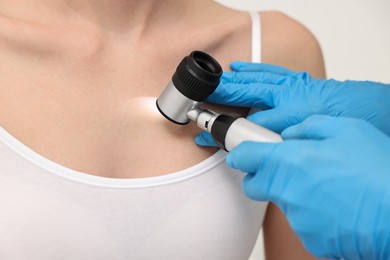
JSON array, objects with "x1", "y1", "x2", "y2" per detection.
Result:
[{"x1": 172, "y1": 51, "x2": 223, "y2": 102}]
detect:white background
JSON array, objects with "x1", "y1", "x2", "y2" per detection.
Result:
[
  {"x1": 216, "y1": 0, "x2": 390, "y2": 82},
  {"x1": 214, "y1": 1, "x2": 390, "y2": 259}
]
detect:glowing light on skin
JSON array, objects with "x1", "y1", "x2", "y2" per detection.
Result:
[
  {"x1": 131, "y1": 97, "x2": 197, "y2": 137},
  {"x1": 132, "y1": 96, "x2": 161, "y2": 118}
]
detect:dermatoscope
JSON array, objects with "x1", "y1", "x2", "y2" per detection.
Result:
[{"x1": 156, "y1": 51, "x2": 282, "y2": 151}]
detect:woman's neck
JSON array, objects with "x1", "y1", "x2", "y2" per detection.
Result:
[{"x1": 0, "y1": 0, "x2": 211, "y2": 33}]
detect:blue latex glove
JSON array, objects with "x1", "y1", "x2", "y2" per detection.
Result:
[
  {"x1": 227, "y1": 115, "x2": 390, "y2": 259},
  {"x1": 195, "y1": 62, "x2": 390, "y2": 146}
]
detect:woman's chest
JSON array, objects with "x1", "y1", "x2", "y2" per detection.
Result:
[
  {"x1": 0, "y1": 68, "x2": 203, "y2": 177},
  {"x1": 0, "y1": 49, "x2": 248, "y2": 178},
  {"x1": 0, "y1": 12, "x2": 255, "y2": 177}
]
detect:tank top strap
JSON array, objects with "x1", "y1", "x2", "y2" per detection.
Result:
[
  {"x1": 249, "y1": 12, "x2": 262, "y2": 63},
  {"x1": 248, "y1": 12, "x2": 262, "y2": 115}
]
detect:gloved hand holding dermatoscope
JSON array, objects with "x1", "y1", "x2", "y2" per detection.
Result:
[{"x1": 156, "y1": 51, "x2": 282, "y2": 151}]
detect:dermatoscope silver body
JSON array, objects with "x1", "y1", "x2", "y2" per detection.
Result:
[{"x1": 156, "y1": 51, "x2": 281, "y2": 151}]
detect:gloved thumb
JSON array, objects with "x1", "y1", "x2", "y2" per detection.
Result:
[{"x1": 248, "y1": 108, "x2": 306, "y2": 134}]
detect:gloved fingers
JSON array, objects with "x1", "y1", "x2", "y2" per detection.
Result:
[
  {"x1": 242, "y1": 174, "x2": 271, "y2": 201},
  {"x1": 235, "y1": 141, "x2": 305, "y2": 202},
  {"x1": 231, "y1": 140, "x2": 320, "y2": 203},
  {"x1": 282, "y1": 115, "x2": 341, "y2": 140},
  {"x1": 222, "y1": 71, "x2": 285, "y2": 85},
  {"x1": 194, "y1": 131, "x2": 217, "y2": 147},
  {"x1": 247, "y1": 108, "x2": 305, "y2": 133},
  {"x1": 226, "y1": 141, "x2": 278, "y2": 174},
  {"x1": 230, "y1": 61, "x2": 295, "y2": 76},
  {"x1": 207, "y1": 82, "x2": 277, "y2": 108}
]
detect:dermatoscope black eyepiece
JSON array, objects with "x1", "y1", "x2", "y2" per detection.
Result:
[
  {"x1": 173, "y1": 51, "x2": 223, "y2": 102},
  {"x1": 156, "y1": 51, "x2": 223, "y2": 125}
]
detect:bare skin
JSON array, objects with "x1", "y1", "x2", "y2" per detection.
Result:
[{"x1": 0, "y1": 1, "x2": 325, "y2": 259}]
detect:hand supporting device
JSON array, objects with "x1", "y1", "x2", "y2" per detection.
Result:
[{"x1": 156, "y1": 51, "x2": 281, "y2": 151}]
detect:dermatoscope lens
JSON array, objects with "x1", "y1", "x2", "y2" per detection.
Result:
[{"x1": 192, "y1": 51, "x2": 221, "y2": 74}]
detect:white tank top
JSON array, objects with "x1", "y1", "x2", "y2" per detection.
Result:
[{"x1": 0, "y1": 12, "x2": 267, "y2": 260}]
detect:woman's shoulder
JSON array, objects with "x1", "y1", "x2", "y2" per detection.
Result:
[{"x1": 260, "y1": 11, "x2": 326, "y2": 78}]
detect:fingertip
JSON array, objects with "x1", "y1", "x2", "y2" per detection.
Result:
[
  {"x1": 226, "y1": 153, "x2": 234, "y2": 168},
  {"x1": 280, "y1": 125, "x2": 296, "y2": 140},
  {"x1": 247, "y1": 113, "x2": 271, "y2": 128},
  {"x1": 194, "y1": 135, "x2": 204, "y2": 146},
  {"x1": 247, "y1": 110, "x2": 295, "y2": 134},
  {"x1": 194, "y1": 133, "x2": 207, "y2": 146},
  {"x1": 281, "y1": 117, "x2": 313, "y2": 139},
  {"x1": 194, "y1": 132, "x2": 217, "y2": 147},
  {"x1": 220, "y1": 72, "x2": 233, "y2": 82},
  {"x1": 230, "y1": 61, "x2": 248, "y2": 71}
]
